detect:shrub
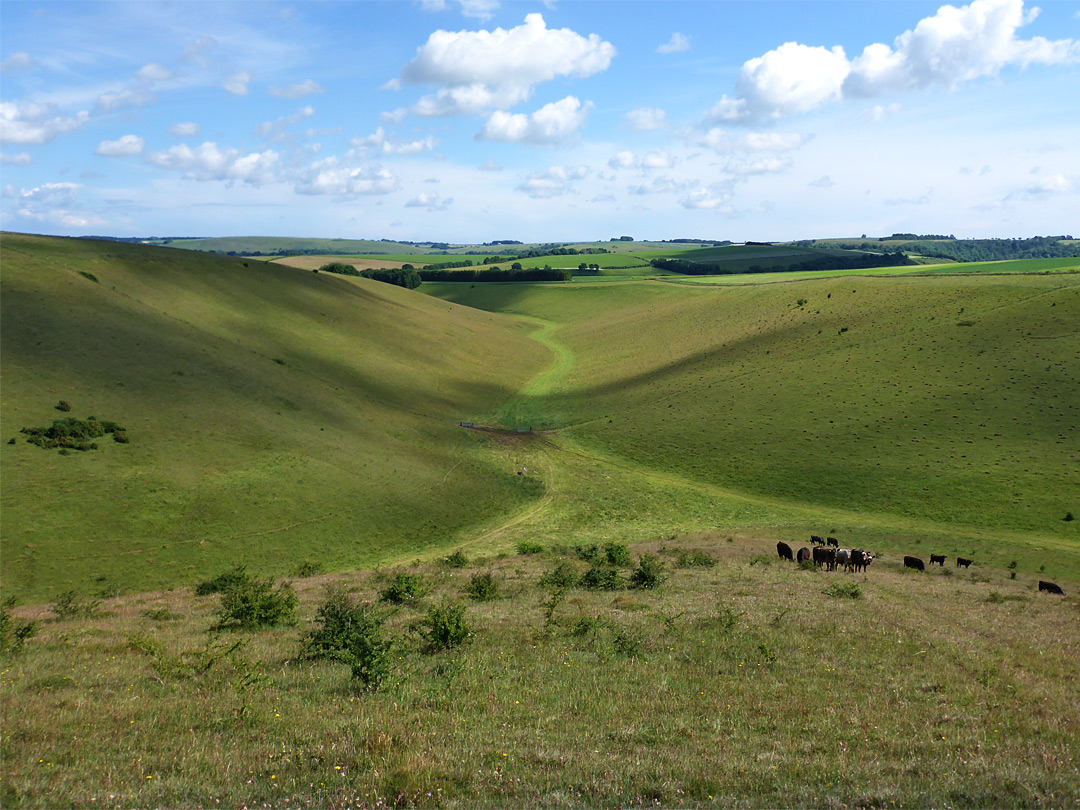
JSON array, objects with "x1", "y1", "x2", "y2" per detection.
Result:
[
  {"x1": 295, "y1": 561, "x2": 323, "y2": 577},
  {"x1": 21, "y1": 415, "x2": 126, "y2": 450},
  {"x1": 604, "y1": 541, "x2": 632, "y2": 567},
  {"x1": 418, "y1": 600, "x2": 471, "y2": 652},
  {"x1": 50, "y1": 591, "x2": 100, "y2": 620},
  {"x1": 579, "y1": 564, "x2": 624, "y2": 591},
  {"x1": 442, "y1": 550, "x2": 469, "y2": 568},
  {"x1": 748, "y1": 554, "x2": 772, "y2": 567},
  {"x1": 1, "y1": 597, "x2": 37, "y2": 653},
  {"x1": 675, "y1": 549, "x2": 716, "y2": 568},
  {"x1": 141, "y1": 607, "x2": 183, "y2": 622},
  {"x1": 824, "y1": 582, "x2": 862, "y2": 599},
  {"x1": 194, "y1": 565, "x2": 250, "y2": 596},
  {"x1": 301, "y1": 585, "x2": 391, "y2": 690},
  {"x1": 78, "y1": 271, "x2": 99, "y2": 283},
  {"x1": 213, "y1": 577, "x2": 298, "y2": 631},
  {"x1": 609, "y1": 627, "x2": 641, "y2": 658},
  {"x1": 112, "y1": 430, "x2": 130, "y2": 444},
  {"x1": 317, "y1": 262, "x2": 360, "y2": 276},
  {"x1": 574, "y1": 544, "x2": 601, "y2": 562},
  {"x1": 539, "y1": 561, "x2": 578, "y2": 590},
  {"x1": 515, "y1": 541, "x2": 544, "y2": 555},
  {"x1": 379, "y1": 571, "x2": 427, "y2": 604},
  {"x1": 464, "y1": 571, "x2": 499, "y2": 602},
  {"x1": 630, "y1": 554, "x2": 664, "y2": 590},
  {"x1": 55, "y1": 400, "x2": 72, "y2": 412},
  {"x1": 1065, "y1": 512, "x2": 1076, "y2": 522}
]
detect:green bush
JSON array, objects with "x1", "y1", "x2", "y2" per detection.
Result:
[
  {"x1": 50, "y1": 591, "x2": 101, "y2": 620},
  {"x1": 675, "y1": 549, "x2": 716, "y2": 568},
  {"x1": 824, "y1": 582, "x2": 862, "y2": 599},
  {"x1": 442, "y1": 550, "x2": 469, "y2": 568},
  {"x1": 21, "y1": 415, "x2": 126, "y2": 450},
  {"x1": 141, "y1": 607, "x2": 183, "y2": 622},
  {"x1": 55, "y1": 400, "x2": 72, "y2": 412},
  {"x1": 194, "y1": 565, "x2": 250, "y2": 596},
  {"x1": 539, "y1": 561, "x2": 578, "y2": 590},
  {"x1": 379, "y1": 571, "x2": 428, "y2": 604},
  {"x1": 515, "y1": 541, "x2": 544, "y2": 555},
  {"x1": 418, "y1": 600, "x2": 471, "y2": 653},
  {"x1": 630, "y1": 554, "x2": 664, "y2": 590},
  {"x1": 1, "y1": 597, "x2": 37, "y2": 653},
  {"x1": 213, "y1": 577, "x2": 298, "y2": 631},
  {"x1": 301, "y1": 585, "x2": 391, "y2": 690},
  {"x1": 574, "y1": 544, "x2": 601, "y2": 562},
  {"x1": 464, "y1": 571, "x2": 499, "y2": 602},
  {"x1": 317, "y1": 262, "x2": 360, "y2": 276},
  {"x1": 295, "y1": 561, "x2": 323, "y2": 577},
  {"x1": 604, "y1": 542, "x2": 632, "y2": 567},
  {"x1": 579, "y1": 564, "x2": 624, "y2": 591}
]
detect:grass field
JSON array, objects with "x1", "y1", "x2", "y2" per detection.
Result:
[{"x1": 3, "y1": 233, "x2": 1079, "y2": 808}]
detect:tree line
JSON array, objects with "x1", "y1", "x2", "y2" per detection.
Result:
[{"x1": 651, "y1": 250, "x2": 915, "y2": 276}]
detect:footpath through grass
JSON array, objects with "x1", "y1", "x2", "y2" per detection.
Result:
[{"x1": 3, "y1": 538, "x2": 1077, "y2": 809}]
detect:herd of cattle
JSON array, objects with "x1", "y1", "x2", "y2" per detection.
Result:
[{"x1": 775, "y1": 535, "x2": 1066, "y2": 595}]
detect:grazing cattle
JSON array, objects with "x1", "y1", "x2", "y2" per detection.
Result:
[
  {"x1": 851, "y1": 549, "x2": 873, "y2": 573},
  {"x1": 930, "y1": 554, "x2": 946, "y2": 566},
  {"x1": 1038, "y1": 580, "x2": 1065, "y2": 595},
  {"x1": 813, "y1": 546, "x2": 835, "y2": 570},
  {"x1": 956, "y1": 557, "x2": 972, "y2": 568},
  {"x1": 827, "y1": 537, "x2": 839, "y2": 548},
  {"x1": 904, "y1": 556, "x2": 925, "y2": 571},
  {"x1": 835, "y1": 548, "x2": 851, "y2": 572},
  {"x1": 776, "y1": 541, "x2": 794, "y2": 561},
  {"x1": 797, "y1": 547, "x2": 811, "y2": 564},
  {"x1": 811, "y1": 535, "x2": 825, "y2": 546}
]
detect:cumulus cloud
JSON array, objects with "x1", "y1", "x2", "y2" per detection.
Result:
[
  {"x1": 697, "y1": 128, "x2": 805, "y2": 153},
  {"x1": 479, "y1": 96, "x2": 592, "y2": 145},
  {"x1": 0, "y1": 100, "x2": 90, "y2": 145},
  {"x1": 608, "y1": 149, "x2": 675, "y2": 170},
  {"x1": 182, "y1": 37, "x2": 218, "y2": 68},
  {"x1": 95, "y1": 134, "x2": 145, "y2": 157},
  {"x1": 421, "y1": 0, "x2": 499, "y2": 18},
  {"x1": 170, "y1": 121, "x2": 202, "y2": 137},
  {"x1": 657, "y1": 33, "x2": 690, "y2": 54},
  {"x1": 869, "y1": 103, "x2": 901, "y2": 121},
  {"x1": 680, "y1": 186, "x2": 734, "y2": 211},
  {"x1": 708, "y1": 0, "x2": 1078, "y2": 122},
  {"x1": 223, "y1": 71, "x2": 251, "y2": 96},
  {"x1": 1010, "y1": 173, "x2": 1072, "y2": 199},
  {"x1": 516, "y1": 164, "x2": 588, "y2": 198},
  {"x1": 9, "y1": 181, "x2": 107, "y2": 228},
  {"x1": 97, "y1": 86, "x2": 156, "y2": 112},
  {"x1": 146, "y1": 142, "x2": 280, "y2": 186},
  {"x1": 629, "y1": 175, "x2": 684, "y2": 195},
  {"x1": 269, "y1": 79, "x2": 325, "y2": 99},
  {"x1": 294, "y1": 159, "x2": 399, "y2": 196},
  {"x1": 351, "y1": 127, "x2": 439, "y2": 155},
  {"x1": 624, "y1": 107, "x2": 668, "y2": 130},
  {"x1": 137, "y1": 63, "x2": 173, "y2": 82},
  {"x1": 399, "y1": 13, "x2": 615, "y2": 116},
  {"x1": 809, "y1": 175, "x2": 836, "y2": 188},
  {"x1": 1, "y1": 152, "x2": 32, "y2": 166},
  {"x1": 405, "y1": 191, "x2": 454, "y2": 210},
  {"x1": 254, "y1": 106, "x2": 315, "y2": 142},
  {"x1": 1, "y1": 52, "x2": 33, "y2": 72}
]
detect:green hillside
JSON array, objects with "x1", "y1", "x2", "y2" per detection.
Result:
[{"x1": 1, "y1": 234, "x2": 549, "y2": 599}]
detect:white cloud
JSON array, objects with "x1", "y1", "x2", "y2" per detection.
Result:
[
  {"x1": 146, "y1": 142, "x2": 280, "y2": 186},
  {"x1": 709, "y1": 0, "x2": 1078, "y2": 122},
  {"x1": 809, "y1": 175, "x2": 836, "y2": 188},
  {"x1": 478, "y1": 96, "x2": 592, "y2": 145},
  {"x1": 137, "y1": 63, "x2": 173, "y2": 82},
  {"x1": 97, "y1": 86, "x2": 156, "y2": 112},
  {"x1": 609, "y1": 149, "x2": 675, "y2": 170},
  {"x1": 95, "y1": 134, "x2": 145, "y2": 157},
  {"x1": 477, "y1": 159, "x2": 503, "y2": 171},
  {"x1": 696, "y1": 128, "x2": 804, "y2": 153},
  {"x1": 0, "y1": 152, "x2": 32, "y2": 166},
  {"x1": 1011, "y1": 173, "x2": 1072, "y2": 199},
  {"x1": 351, "y1": 127, "x2": 439, "y2": 155},
  {"x1": 269, "y1": 79, "x2": 325, "y2": 99},
  {"x1": 10, "y1": 181, "x2": 107, "y2": 228},
  {"x1": 624, "y1": 107, "x2": 668, "y2": 130},
  {"x1": 869, "y1": 103, "x2": 902, "y2": 121},
  {"x1": 2, "y1": 52, "x2": 34, "y2": 72},
  {"x1": 380, "y1": 107, "x2": 409, "y2": 124},
  {"x1": 405, "y1": 192, "x2": 454, "y2": 210},
  {"x1": 516, "y1": 164, "x2": 588, "y2": 198},
  {"x1": 223, "y1": 71, "x2": 251, "y2": 96},
  {"x1": 459, "y1": 0, "x2": 500, "y2": 19},
  {"x1": 680, "y1": 187, "x2": 734, "y2": 211},
  {"x1": 657, "y1": 33, "x2": 690, "y2": 54},
  {"x1": 254, "y1": 106, "x2": 315, "y2": 142},
  {"x1": 170, "y1": 122, "x2": 202, "y2": 137},
  {"x1": 294, "y1": 157, "x2": 399, "y2": 195},
  {"x1": 0, "y1": 100, "x2": 90, "y2": 145},
  {"x1": 182, "y1": 37, "x2": 218, "y2": 68},
  {"x1": 724, "y1": 155, "x2": 792, "y2": 177},
  {"x1": 609, "y1": 151, "x2": 636, "y2": 169},
  {"x1": 400, "y1": 13, "x2": 615, "y2": 116},
  {"x1": 630, "y1": 175, "x2": 684, "y2": 195}
]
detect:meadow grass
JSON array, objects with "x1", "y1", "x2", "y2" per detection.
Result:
[{"x1": 3, "y1": 537, "x2": 1077, "y2": 809}]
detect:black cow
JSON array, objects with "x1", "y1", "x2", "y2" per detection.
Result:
[
  {"x1": 797, "y1": 547, "x2": 811, "y2": 564},
  {"x1": 1038, "y1": 580, "x2": 1064, "y2": 595},
  {"x1": 956, "y1": 557, "x2": 972, "y2": 568},
  {"x1": 826, "y1": 536, "x2": 839, "y2": 548},
  {"x1": 777, "y1": 541, "x2": 794, "y2": 561},
  {"x1": 904, "y1": 556, "x2": 925, "y2": 571},
  {"x1": 850, "y1": 549, "x2": 873, "y2": 573},
  {"x1": 811, "y1": 535, "x2": 825, "y2": 546},
  {"x1": 929, "y1": 554, "x2": 946, "y2": 566},
  {"x1": 813, "y1": 546, "x2": 835, "y2": 571}
]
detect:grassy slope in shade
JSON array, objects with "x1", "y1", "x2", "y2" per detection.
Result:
[
  {"x1": 424, "y1": 274, "x2": 1080, "y2": 575},
  {"x1": 0, "y1": 234, "x2": 549, "y2": 600}
]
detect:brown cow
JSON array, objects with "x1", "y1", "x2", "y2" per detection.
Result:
[
  {"x1": 776, "y1": 541, "x2": 794, "y2": 562},
  {"x1": 904, "y1": 556, "x2": 925, "y2": 571},
  {"x1": 826, "y1": 537, "x2": 839, "y2": 548},
  {"x1": 797, "y1": 547, "x2": 811, "y2": 564},
  {"x1": 956, "y1": 557, "x2": 972, "y2": 568},
  {"x1": 813, "y1": 546, "x2": 835, "y2": 571},
  {"x1": 811, "y1": 535, "x2": 825, "y2": 546}
]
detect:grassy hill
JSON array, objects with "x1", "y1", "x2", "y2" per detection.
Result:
[{"x1": 1, "y1": 234, "x2": 549, "y2": 600}]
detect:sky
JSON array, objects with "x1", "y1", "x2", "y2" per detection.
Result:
[{"x1": 1, "y1": 0, "x2": 1077, "y2": 243}]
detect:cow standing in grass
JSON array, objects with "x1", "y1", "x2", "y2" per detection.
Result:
[
  {"x1": 811, "y1": 535, "x2": 825, "y2": 546},
  {"x1": 1039, "y1": 581, "x2": 1064, "y2": 595},
  {"x1": 930, "y1": 554, "x2": 946, "y2": 566},
  {"x1": 777, "y1": 541, "x2": 793, "y2": 562},
  {"x1": 904, "y1": 556, "x2": 925, "y2": 571},
  {"x1": 835, "y1": 548, "x2": 850, "y2": 572},
  {"x1": 797, "y1": 547, "x2": 811, "y2": 564},
  {"x1": 956, "y1": 557, "x2": 973, "y2": 568},
  {"x1": 851, "y1": 549, "x2": 873, "y2": 573},
  {"x1": 827, "y1": 537, "x2": 839, "y2": 548},
  {"x1": 813, "y1": 546, "x2": 835, "y2": 571}
]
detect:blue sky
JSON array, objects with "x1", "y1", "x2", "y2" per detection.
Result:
[{"x1": 1, "y1": 0, "x2": 1077, "y2": 242}]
